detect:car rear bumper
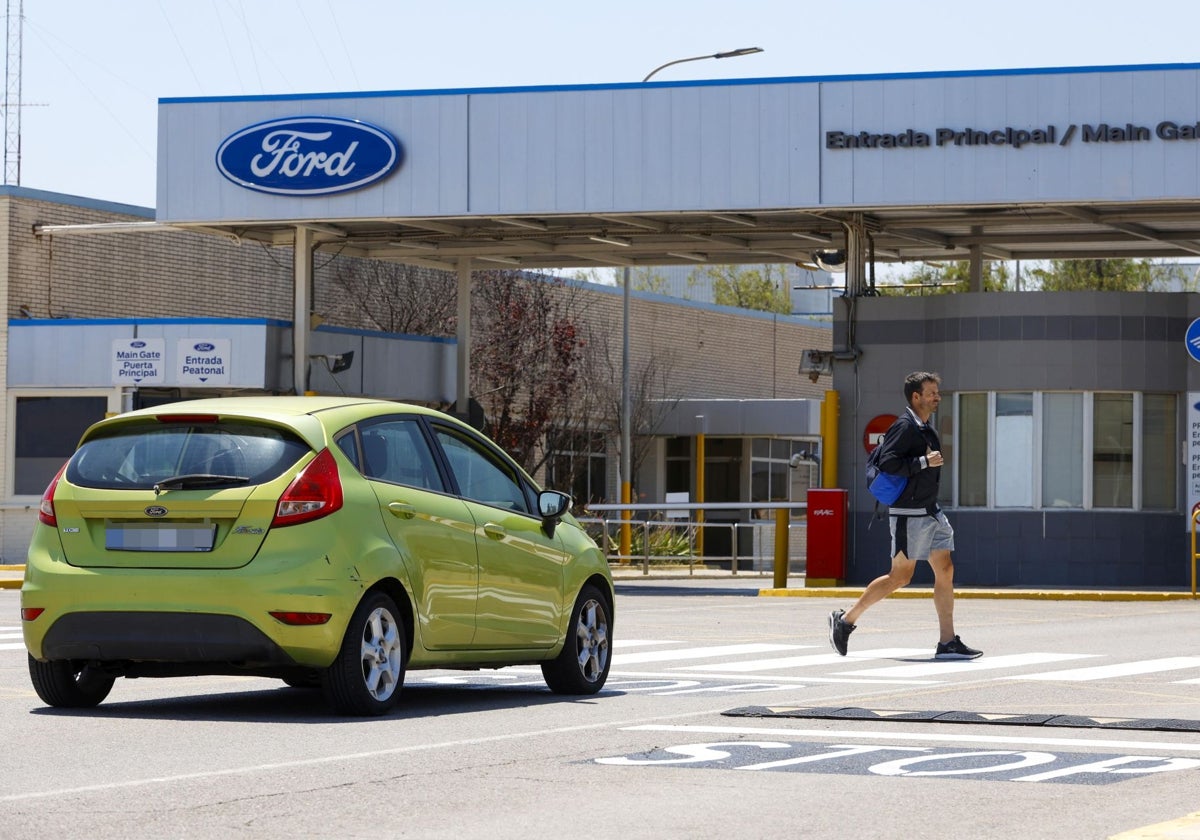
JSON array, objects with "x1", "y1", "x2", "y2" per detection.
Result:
[
  {"x1": 40, "y1": 611, "x2": 298, "y2": 666},
  {"x1": 19, "y1": 529, "x2": 373, "y2": 668}
]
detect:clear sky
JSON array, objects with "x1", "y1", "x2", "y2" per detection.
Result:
[{"x1": 12, "y1": 0, "x2": 1200, "y2": 209}]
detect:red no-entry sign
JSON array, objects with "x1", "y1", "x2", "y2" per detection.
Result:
[{"x1": 863, "y1": 414, "x2": 897, "y2": 453}]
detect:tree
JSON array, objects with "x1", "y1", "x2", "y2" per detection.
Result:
[
  {"x1": 583, "y1": 325, "x2": 680, "y2": 494},
  {"x1": 1028, "y1": 259, "x2": 1187, "y2": 291},
  {"x1": 321, "y1": 260, "x2": 682, "y2": 489},
  {"x1": 881, "y1": 261, "x2": 1011, "y2": 294},
  {"x1": 325, "y1": 261, "x2": 456, "y2": 335},
  {"x1": 469, "y1": 270, "x2": 595, "y2": 475},
  {"x1": 693, "y1": 264, "x2": 792, "y2": 312},
  {"x1": 629, "y1": 268, "x2": 671, "y2": 295},
  {"x1": 884, "y1": 257, "x2": 1193, "y2": 293}
]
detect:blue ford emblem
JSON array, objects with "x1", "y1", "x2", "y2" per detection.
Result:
[
  {"x1": 131, "y1": 340, "x2": 146, "y2": 348},
  {"x1": 216, "y1": 116, "x2": 401, "y2": 196},
  {"x1": 193, "y1": 342, "x2": 215, "y2": 352},
  {"x1": 144, "y1": 506, "x2": 168, "y2": 517}
]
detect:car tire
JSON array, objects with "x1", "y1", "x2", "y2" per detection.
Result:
[
  {"x1": 541, "y1": 584, "x2": 611, "y2": 695},
  {"x1": 281, "y1": 670, "x2": 321, "y2": 689},
  {"x1": 27, "y1": 655, "x2": 116, "y2": 708},
  {"x1": 321, "y1": 591, "x2": 406, "y2": 716}
]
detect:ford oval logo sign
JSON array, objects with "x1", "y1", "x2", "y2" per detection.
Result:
[
  {"x1": 216, "y1": 116, "x2": 401, "y2": 196},
  {"x1": 144, "y1": 506, "x2": 169, "y2": 517},
  {"x1": 193, "y1": 342, "x2": 215, "y2": 352}
]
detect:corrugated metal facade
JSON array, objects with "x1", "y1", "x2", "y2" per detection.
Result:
[{"x1": 159, "y1": 66, "x2": 1200, "y2": 222}]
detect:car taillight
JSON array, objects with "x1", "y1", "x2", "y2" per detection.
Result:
[
  {"x1": 155, "y1": 413, "x2": 219, "y2": 424},
  {"x1": 272, "y1": 448, "x2": 344, "y2": 528},
  {"x1": 269, "y1": 611, "x2": 332, "y2": 626},
  {"x1": 38, "y1": 463, "x2": 68, "y2": 527},
  {"x1": 21, "y1": 607, "x2": 45, "y2": 621}
]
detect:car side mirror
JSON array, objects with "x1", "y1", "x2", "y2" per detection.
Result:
[{"x1": 538, "y1": 490, "x2": 571, "y2": 537}]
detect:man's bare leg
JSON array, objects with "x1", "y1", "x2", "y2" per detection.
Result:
[
  {"x1": 844, "y1": 552, "x2": 917, "y2": 626},
  {"x1": 927, "y1": 548, "x2": 955, "y2": 643}
]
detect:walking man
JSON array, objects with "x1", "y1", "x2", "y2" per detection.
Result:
[{"x1": 828, "y1": 371, "x2": 982, "y2": 660}]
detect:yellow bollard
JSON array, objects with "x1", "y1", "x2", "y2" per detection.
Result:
[
  {"x1": 695, "y1": 431, "x2": 706, "y2": 560},
  {"x1": 773, "y1": 507, "x2": 789, "y2": 589},
  {"x1": 619, "y1": 481, "x2": 632, "y2": 564}
]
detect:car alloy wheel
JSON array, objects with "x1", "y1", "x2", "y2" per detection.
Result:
[
  {"x1": 322, "y1": 591, "x2": 407, "y2": 716},
  {"x1": 541, "y1": 584, "x2": 611, "y2": 694}
]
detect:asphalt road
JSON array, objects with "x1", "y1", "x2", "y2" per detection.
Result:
[{"x1": 2, "y1": 580, "x2": 1199, "y2": 839}]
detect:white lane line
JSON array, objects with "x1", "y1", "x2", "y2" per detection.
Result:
[
  {"x1": 623, "y1": 723, "x2": 1200, "y2": 754},
  {"x1": 0, "y1": 642, "x2": 25, "y2": 651},
  {"x1": 839, "y1": 652, "x2": 1099, "y2": 678},
  {"x1": 675, "y1": 648, "x2": 930, "y2": 673},
  {"x1": 602, "y1": 668, "x2": 937, "y2": 686},
  {"x1": 1016, "y1": 656, "x2": 1200, "y2": 682},
  {"x1": 0, "y1": 708, "x2": 729, "y2": 804},
  {"x1": 612, "y1": 640, "x2": 678, "y2": 649},
  {"x1": 613, "y1": 643, "x2": 810, "y2": 665}
]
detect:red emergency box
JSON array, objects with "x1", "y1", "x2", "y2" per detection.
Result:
[{"x1": 806, "y1": 488, "x2": 848, "y2": 586}]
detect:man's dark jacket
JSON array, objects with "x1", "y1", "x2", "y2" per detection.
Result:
[{"x1": 874, "y1": 409, "x2": 942, "y2": 514}]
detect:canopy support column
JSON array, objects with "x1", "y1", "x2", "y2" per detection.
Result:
[
  {"x1": 292, "y1": 225, "x2": 314, "y2": 395},
  {"x1": 844, "y1": 214, "x2": 868, "y2": 297},
  {"x1": 456, "y1": 258, "x2": 472, "y2": 415},
  {"x1": 968, "y1": 226, "x2": 984, "y2": 291}
]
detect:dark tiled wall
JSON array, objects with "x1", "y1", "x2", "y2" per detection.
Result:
[{"x1": 848, "y1": 511, "x2": 1189, "y2": 588}]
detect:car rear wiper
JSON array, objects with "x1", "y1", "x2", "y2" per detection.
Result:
[{"x1": 153, "y1": 474, "x2": 250, "y2": 495}]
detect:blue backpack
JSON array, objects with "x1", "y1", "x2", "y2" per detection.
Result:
[{"x1": 865, "y1": 439, "x2": 908, "y2": 506}]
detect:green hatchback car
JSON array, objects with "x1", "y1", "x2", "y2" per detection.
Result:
[{"x1": 21, "y1": 396, "x2": 613, "y2": 716}]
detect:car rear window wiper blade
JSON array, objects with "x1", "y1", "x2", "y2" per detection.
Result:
[{"x1": 153, "y1": 474, "x2": 250, "y2": 494}]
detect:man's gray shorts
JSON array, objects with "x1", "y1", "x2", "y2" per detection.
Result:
[{"x1": 889, "y1": 510, "x2": 954, "y2": 561}]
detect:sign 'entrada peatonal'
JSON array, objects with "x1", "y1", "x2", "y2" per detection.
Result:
[{"x1": 826, "y1": 120, "x2": 1200, "y2": 149}]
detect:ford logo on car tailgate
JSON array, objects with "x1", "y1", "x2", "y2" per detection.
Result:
[
  {"x1": 216, "y1": 116, "x2": 401, "y2": 196},
  {"x1": 144, "y1": 506, "x2": 168, "y2": 517}
]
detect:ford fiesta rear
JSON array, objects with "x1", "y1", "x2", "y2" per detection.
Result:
[{"x1": 20, "y1": 407, "x2": 358, "y2": 706}]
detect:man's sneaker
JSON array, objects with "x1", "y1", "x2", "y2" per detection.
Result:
[
  {"x1": 828, "y1": 609, "x2": 855, "y2": 656},
  {"x1": 935, "y1": 635, "x2": 983, "y2": 660}
]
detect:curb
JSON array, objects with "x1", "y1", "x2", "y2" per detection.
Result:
[
  {"x1": 757, "y1": 586, "x2": 1197, "y2": 602},
  {"x1": 0, "y1": 564, "x2": 23, "y2": 590},
  {"x1": 4, "y1": 566, "x2": 1193, "y2": 601}
]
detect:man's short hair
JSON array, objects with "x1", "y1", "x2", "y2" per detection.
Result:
[{"x1": 904, "y1": 371, "x2": 941, "y2": 404}]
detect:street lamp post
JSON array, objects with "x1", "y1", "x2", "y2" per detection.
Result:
[
  {"x1": 618, "y1": 47, "x2": 763, "y2": 563},
  {"x1": 642, "y1": 47, "x2": 764, "y2": 83}
]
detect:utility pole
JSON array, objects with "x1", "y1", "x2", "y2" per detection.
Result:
[{"x1": 3, "y1": 0, "x2": 23, "y2": 185}]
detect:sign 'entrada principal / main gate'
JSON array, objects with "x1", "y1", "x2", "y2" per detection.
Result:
[{"x1": 826, "y1": 120, "x2": 1200, "y2": 149}]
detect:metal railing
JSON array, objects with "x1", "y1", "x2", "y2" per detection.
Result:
[
  {"x1": 580, "y1": 501, "x2": 807, "y2": 583},
  {"x1": 1191, "y1": 507, "x2": 1200, "y2": 598}
]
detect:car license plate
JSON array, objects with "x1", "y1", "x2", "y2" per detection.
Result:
[{"x1": 105, "y1": 522, "x2": 217, "y2": 552}]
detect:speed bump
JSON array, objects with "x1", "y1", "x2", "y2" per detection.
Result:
[{"x1": 722, "y1": 705, "x2": 1200, "y2": 733}]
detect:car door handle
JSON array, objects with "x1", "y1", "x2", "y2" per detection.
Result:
[
  {"x1": 387, "y1": 502, "x2": 417, "y2": 519},
  {"x1": 483, "y1": 523, "x2": 506, "y2": 539}
]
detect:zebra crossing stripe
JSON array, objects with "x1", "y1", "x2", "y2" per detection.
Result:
[
  {"x1": 1016, "y1": 656, "x2": 1200, "y2": 682},
  {"x1": 612, "y1": 643, "x2": 810, "y2": 665},
  {"x1": 676, "y1": 648, "x2": 929, "y2": 672},
  {"x1": 838, "y1": 652, "x2": 1098, "y2": 678}
]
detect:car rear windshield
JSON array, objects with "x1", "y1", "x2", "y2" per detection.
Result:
[{"x1": 66, "y1": 420, "x2": 312, "y2": 491}]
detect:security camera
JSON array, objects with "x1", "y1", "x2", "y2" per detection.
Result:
[
  {"x1": 309, "y1": 351, "x2": 355, "y2": 374},
  {"x1": 813, "y1": 249, "x2": 846, "y2": 273}
]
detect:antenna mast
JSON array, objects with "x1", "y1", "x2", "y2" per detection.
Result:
[{"x1": 3, "y1": 0, "x2": 22, "y2": 185}]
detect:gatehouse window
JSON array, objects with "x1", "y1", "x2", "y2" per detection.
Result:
[
  {"x1": 943, "y1": 391, "x2": 1176, "y2": 511},
  {"x1": 10, "y1": 392, "x2": 119, "y2": 497}
]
